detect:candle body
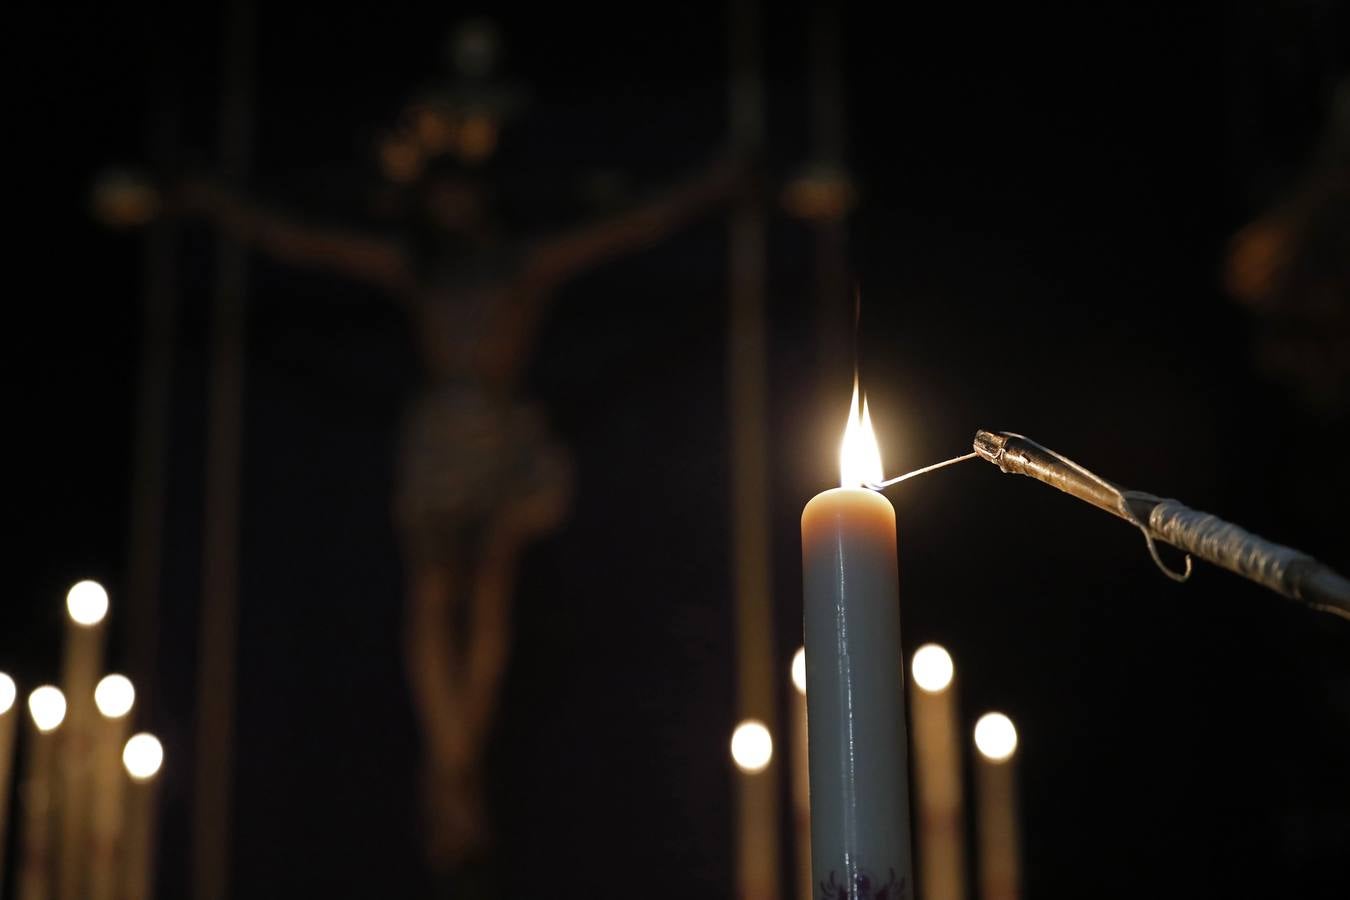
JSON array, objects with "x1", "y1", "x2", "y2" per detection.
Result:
[
  {"x1": 122, "y1": 778, "x2": 159, "y2": 900},
  {"x1": 18, "y1": 727, "x2": 57, "y2": 900},
  {"x1": 0, "y1": 703, "x2": 16, "y2": 888},
  {"x1": 58, "y1": 622, "x2": 104, "y2": 900},
  {"x1": 911, "y1": 683, "x2": 966, "y2": 900},
  {"x1": 736, "y1": 771, "x2": 779, "y2": 900},
  {"x1": 802, "y1": 488, "x2": 912, "y2": 897},
  {"x1": 87, "y1": 714, "x2": 132, "y2": 900},
  {"x1": 790, "y1": 688, "x2": 811, "y2": 900},
  {"x1": 976, "y1": 758, "x2": 1020, "y2": 900}
]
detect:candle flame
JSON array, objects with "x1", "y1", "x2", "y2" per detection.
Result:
[
  {"x1": 66, "y1": 579, "x2": 109, "y2": 626},
  {"x1": 730, "y1": 719, "x2": 774, "y2": 774},
  {"x1": 95, "y1": 674, "x2": 136, "y2": 719},
  {"x1": 840, "y1": 379, "x2": 884, "y2": 488},
  {"x1": 28, "y1": 685, "x2": 67, "y2": 733},
  {"x1": 974, "y1": 712, "x2": 1018, "y2": 762},
  {"x1": 911, "y1": 644, "x2": 955, "y2": 694},
  {"x1": 123, "y1": 732, "x2": 164, "y2": 781},
  {"x1": 0, "y1": 673, "x2": 15, "y2": 715}
]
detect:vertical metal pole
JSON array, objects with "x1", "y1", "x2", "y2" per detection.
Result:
[
  {"x1": 808, "y1": 2, "x2": 852, "y2": 422},
  {"x1": 125, "y1": 41, "x2": 180, "y2": 721},
  {"x1": 192, "y1": 1, "x2": 252, "y2": 897},
  {"x1": 728, "y1": 0, "x2": 780, "y2": 897}
]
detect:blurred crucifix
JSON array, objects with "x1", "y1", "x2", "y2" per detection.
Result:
[
  {"x1": 1225, "y1": 75, "x2": 1350, "y2": 412},
  {"x1": 98, "y1": 19, "x2": 742, "y2": 892}
]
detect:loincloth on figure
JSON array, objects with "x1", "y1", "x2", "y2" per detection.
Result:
[{"x1": 395, "y1": 382, "x2": 573, "y2": 562}]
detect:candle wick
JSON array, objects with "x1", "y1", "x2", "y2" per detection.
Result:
[{"x1": 866, "y1": 452, "x2": 979, "y2": 491}]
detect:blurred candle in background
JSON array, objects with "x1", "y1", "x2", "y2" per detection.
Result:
[
  {"x1": 789, "y1": 647, "x2": 810, "y2": 900},
  {"x1": 58, "y1": 580, "x2": 109, "y2": 900},
  {"x1": 1, "y1": 673, "x2": 17, "y2": 888},
  {"x1": 974, "y1": 712, "x2": 1020, "y2": 900},
  {"x1": 729, "y1": 718, "x2": 775, "y2": 899},
  {"x1": 801, "y1": 386, "x2": 912, "y2": 896},
  {"x1": 89, "y1": 676, "x2": 136, "y2": 900},
  {"x1": 909, "y1": 643, "x2": 967, "y2": 900},
  {"x1": 121, "y1": 733, "x2": 163, "y2": 900},
  {"x1": 19, "y1": 686, "x2": 67, "y2": 900}
]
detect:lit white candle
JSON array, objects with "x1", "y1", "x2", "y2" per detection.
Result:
[
  {"x1": 1, "y1": 673, "x2": 17, "y2": 888},
  {"x1": 121, "y1": 733, "x2": 164, "y2": 900},
  {"x1": 974, "y1": 712, "x2": 1020, "y2": 900},
  {"x1": 801, "y1": 384, "x2": 912, "y2": 897},
  {"x1": 89, "y1": 676, "x2": 136, "y2": 900},
  {"x1": 59, "y1": 580, "x2": 109, "y2": 900},
  {"x1": 18, "y1": 686, "x2": 67, "y2": 900},
  {"x1": 909, "y1": 644, "x2": 967, "y2": 900}
]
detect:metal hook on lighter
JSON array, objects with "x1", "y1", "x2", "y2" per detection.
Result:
[
  {"x1": 862, "y1": 429, "x2": 1349, "y2": 617},
  {"x1": 867, "y1": 437, "x2": 1195, "y2": 583},
  {"x1": 994, "y1": 432, "x2": 1195, "y2": 583}
]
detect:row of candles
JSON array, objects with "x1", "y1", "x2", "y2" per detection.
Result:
[
  {"x1": 1, "y1": 581, "x2": 164, "y2": 900},
  {"x1": 728, "y1": 643, "x2": 1020, "y2": 900}
]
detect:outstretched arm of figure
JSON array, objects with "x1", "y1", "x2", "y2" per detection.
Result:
[
  {"x1": 524, "y1": 155, "x2": 747, "y2": 288},
  {"x1": 177, "y1": 180, "x2": 415, "y2": 297}
]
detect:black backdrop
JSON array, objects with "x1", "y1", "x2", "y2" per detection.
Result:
[{"x1": 8, "y1": 1, "x2": 1348, "y2": 896}]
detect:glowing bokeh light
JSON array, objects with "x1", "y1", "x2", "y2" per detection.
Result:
[
  {"x1": 122, "y1": 733, "x2": 164, "y2": 781},
  {"x1": 28, "y1": 686, "x2": 67, "y2": 733},
  {"x1": 911, "y1": 644, "x2": 955, "y2": 694},
  {"x1": 974, "y1": 712, "x2": 1018, "y2": 762},
  {"x1": 94, "y1": 674, "x2": 136, "y2": 719},
  {"x1": 790, "y1": 647, "x2": 807, "y2": 696},
  {"x1": 0, "y1": 673, "x2": 15, "y2": 715},
  {"x1": 66, "y1": 580, "x2": 109, "y2": 626},
  {"x1": 730, "y1": 720, "x2": 774, "y2": 774}
]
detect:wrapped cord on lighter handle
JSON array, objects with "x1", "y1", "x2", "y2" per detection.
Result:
[{"x1": 973, "y1": 430, "x2": 1350, "y2": 621}]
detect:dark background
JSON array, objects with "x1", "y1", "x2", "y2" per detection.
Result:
[{"x1": 7, "y1": 0, "x2": 1348, "y2": 897}]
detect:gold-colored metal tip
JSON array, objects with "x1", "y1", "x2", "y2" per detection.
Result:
[{"x1": 973, "y1": 430, "x2": 1008, "y2": 464}]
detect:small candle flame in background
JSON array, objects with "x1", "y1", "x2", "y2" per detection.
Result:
[
  {"x1": 911, "y1": 643, "x2": 955, "y2": 694},
  {"x1": 28, "y1": 686, "x2": 68, "y2": 733},
  {"x1": 66, "y1": 579, "x2": 109, "y2": 627},
  {"x1": 0, "y1": 672, "x2": 15, "y2": 714},
  {"x1": 790, "y1": 647, "x2": 807, "y2": 696},
  {"x1": 94, "y1": 674, "x2": 136, "y2": 719},
  {"x1": 839, "y1": 379, "x2": 884, "y2": 488},
  {"x1": 730, "y1": 719, "x2": 774, "y2": 774},
  {"x1": 123, "y1": 733, "x2": 164, "y2": 781},
  {"x1": 974, "y1": 712, "x2": 1018, "y2": 762}
]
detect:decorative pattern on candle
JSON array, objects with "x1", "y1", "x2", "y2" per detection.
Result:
[{"x1": 818, "y1": 868, "x2": 909, "y2": 900}]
